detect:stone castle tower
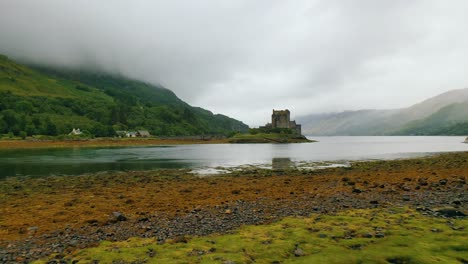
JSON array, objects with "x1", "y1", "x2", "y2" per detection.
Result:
[
  {"x1": 263, "y1": 109, "x2": 302, "y2": 135},
  {"x1": 271, "y1": 110, "x2": 291, "y2": 128}
]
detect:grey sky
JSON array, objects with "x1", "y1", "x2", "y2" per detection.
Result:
[{"x1": 1, "y1": 0, "x2": 468, "y2": 126}]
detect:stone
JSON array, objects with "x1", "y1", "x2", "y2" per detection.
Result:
[
  {"x1": 294, "y1": 247, "x2": 305, "y2": 257},
  {"x1": 375, "y1": 232, "x2": 385, "y2": 238},
  {"x1": 352, "y1": 188, "x2": 362, "y2": 193},
  {"x1": 435, "y1": 208, "x2": 466, "y2": 217},
  {"x1": 401, "y1": 185, "x2": 411, "y2": 191},
  {"x1": 112, "y1": 212, "x2": 127, "y2": 221},
  {"x1": 27, "y1": 226, "x2": 38, "y2": 236}
]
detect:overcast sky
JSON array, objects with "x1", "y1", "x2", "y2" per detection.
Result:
[{"x1": 1, "y1": 0, "x2": 468, "y2": 126}]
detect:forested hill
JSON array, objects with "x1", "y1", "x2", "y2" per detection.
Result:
[{"x1": 0, "y1": 54, "x2": 248, "y2": 137}]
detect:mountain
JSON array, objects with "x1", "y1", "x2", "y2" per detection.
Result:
[
  {"x1": 395, "y1": 101, "x2": 468, "y2": 135},
  {"x1": 0, "y1": 54, "x2": 248, "y2": 137},
  {"x1": 298, "y1": 88, "x2": 468, "y2": 136}
]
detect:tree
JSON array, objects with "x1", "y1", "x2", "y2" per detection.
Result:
[
  {"x1": 44, "y1": 118, "x2": 58, "y2": 136},
  {"x1": 15, "y1": 100, "x2": 34, "y2": 114},
  {"x1": 2, "y1": 109, "x2": 17, "y2": 127},
  {"x1": 91, "y1": 123, "x2": 115, "y2": 137},
  {"x1": 19, "y1": 131, "x2": 27, "y2": 139}
]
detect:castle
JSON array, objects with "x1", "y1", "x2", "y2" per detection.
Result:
[{"x1": 261, "y1": 109, "x2": 302, "y2": 135}]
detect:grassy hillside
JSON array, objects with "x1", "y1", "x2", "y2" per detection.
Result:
[
  {"x1": 298, "y1": 88, "x2": 468, "y2": 136},
  {"x1": 0, "y1": 55, "x2": 248, "y2": 137},
  {"x1": 394, "y1": 101, "x2": 468, "y2": 135}
]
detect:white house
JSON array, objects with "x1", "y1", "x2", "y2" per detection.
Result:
[{"x1": 69, "y1": 128, "x2": 82, "y2": 135}]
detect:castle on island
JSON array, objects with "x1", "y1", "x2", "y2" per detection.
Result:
[{"x1": 261, "y1": 109, "x2": 302, "y2": 135}]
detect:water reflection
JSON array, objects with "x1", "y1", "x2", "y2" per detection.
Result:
[{"x1": 272, "y1": 158, "x2": 293, "y2": 171}]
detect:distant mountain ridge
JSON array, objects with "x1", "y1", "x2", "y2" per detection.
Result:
[
  {"x1": 0, "y1": 54, "x2": 248, "y2": 137},
  {"x1": 298, "y1": 88, "x2": 468, "y2": 136}
]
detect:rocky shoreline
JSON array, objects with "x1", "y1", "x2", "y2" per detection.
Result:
[{"x1": 0, "y1": 152, "x2": 467, "y2": 262}]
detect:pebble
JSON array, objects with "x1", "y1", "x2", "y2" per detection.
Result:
[
  {"x1": 112, "y1": 212, "x2": 127, "y2": 222},
  {"x1": 294, "y1": 247, "x2": 305, "y2": 257},
  {"x1": 375, "y1": 232, "x2": 385, "y2": 238}
]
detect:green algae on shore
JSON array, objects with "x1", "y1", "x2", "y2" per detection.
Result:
[{"x1": 35, "y1": 208, "x2": 467, "y2": 264}]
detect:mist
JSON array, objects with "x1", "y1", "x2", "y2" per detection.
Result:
[{"x1": 1, "y1": 0, "x2": 468, "y2": 126}]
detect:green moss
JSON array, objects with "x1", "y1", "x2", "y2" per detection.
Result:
[{"x1": 35, "y1": 208, "x2": 467, "y2": 264}]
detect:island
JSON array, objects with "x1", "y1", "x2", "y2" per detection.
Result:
[{"x1": 229, "y1": 109, "x2": 313, "y2": 143}]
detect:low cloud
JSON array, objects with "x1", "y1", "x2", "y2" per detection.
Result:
[{"x1": 1, "y1": 0, "x2": 468, "y2": 126}]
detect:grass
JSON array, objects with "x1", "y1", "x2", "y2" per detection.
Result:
[
  {"x1": 0, "y1": 55, "x2": 110, "y2": 100},
  {"x1": 35, "y1": 208, "x2": 467, "y2": 264}
]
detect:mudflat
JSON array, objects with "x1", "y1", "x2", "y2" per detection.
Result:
[{"x1": 0, "y1": 152, "x2": 466, "y2": 262}]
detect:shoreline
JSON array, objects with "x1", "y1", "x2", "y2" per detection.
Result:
[
  {"x1": 0, "y1": 136, "x2": 316, "y2": 149},
  {"x1": 0, "y1": 152, "x2": 466, "y2": 261},
  {"x1": 0, "y1": 138, "x2": 231, "y2": 149}
]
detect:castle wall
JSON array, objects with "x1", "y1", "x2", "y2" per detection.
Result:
[
  {"x1": 272, "y1": 110, "x2": 291, "y2": 128},
  {"x1": 268, "y1": 109, "x2": 302, "y2": 135}
]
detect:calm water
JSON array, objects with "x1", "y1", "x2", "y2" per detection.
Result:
[{"x1": 0, "y1": 136, "x2": 466, "y2": 178}]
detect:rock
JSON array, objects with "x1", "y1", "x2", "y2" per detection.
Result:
[
  {"x1": 68, "y1": 240, "x2": 79, "y2": 247},
  {"x1": 452, "y1": 200, "x2": 462, "y2": 205},
  {"x1": 370, "y1": 200, "x2": 379, "y2": 204},
  {"x1": 352, "y1": 188, "x2": 362, "y2": 194},
  {"x1": 349, "y1": 244, "x2": 362, "y2": 250},
  {"x1": 27, "y1": 226, "x2": 38, "y2": 236},
  {"x1": 375, "y1": 232, "x2": 385, "y2": 238},
  {"x1": 294, "y1": 247, "x2": 305, "y2": 257},
  {"x1": 112, "y1": 212, "x2": 127, "y2": 221},
  {"x1": 401, "y1": 185, "x2": 411, "y2": 191},
  {"x1": 418, "y1": 178, "x2": 428, "y2": 186},
  {"x1": 362, "y1": 233, "x2": 373, "y2": 238},
  {"x1": 435, "y1": 208, "x2": 466, "y2": 217},
  {"x1": 439, "y1": 179, "x2": 448, "y2": 185},
  {"x1": 225, "y1": 209, "x2": 232, "y2": 214},
  {"x1": 402, "y1": 195, "x2": 411, "y2": 201}
]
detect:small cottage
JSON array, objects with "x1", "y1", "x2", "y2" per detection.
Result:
[
  {"x1": 137, "y1": 130, "x2": 151, "y2": 137},
  {"x1": 69, "y1": 128, "x2": 82, "y2": 135},
  {"x1": 126, "y1": 131, "x2": 137, "y2": 138}
]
